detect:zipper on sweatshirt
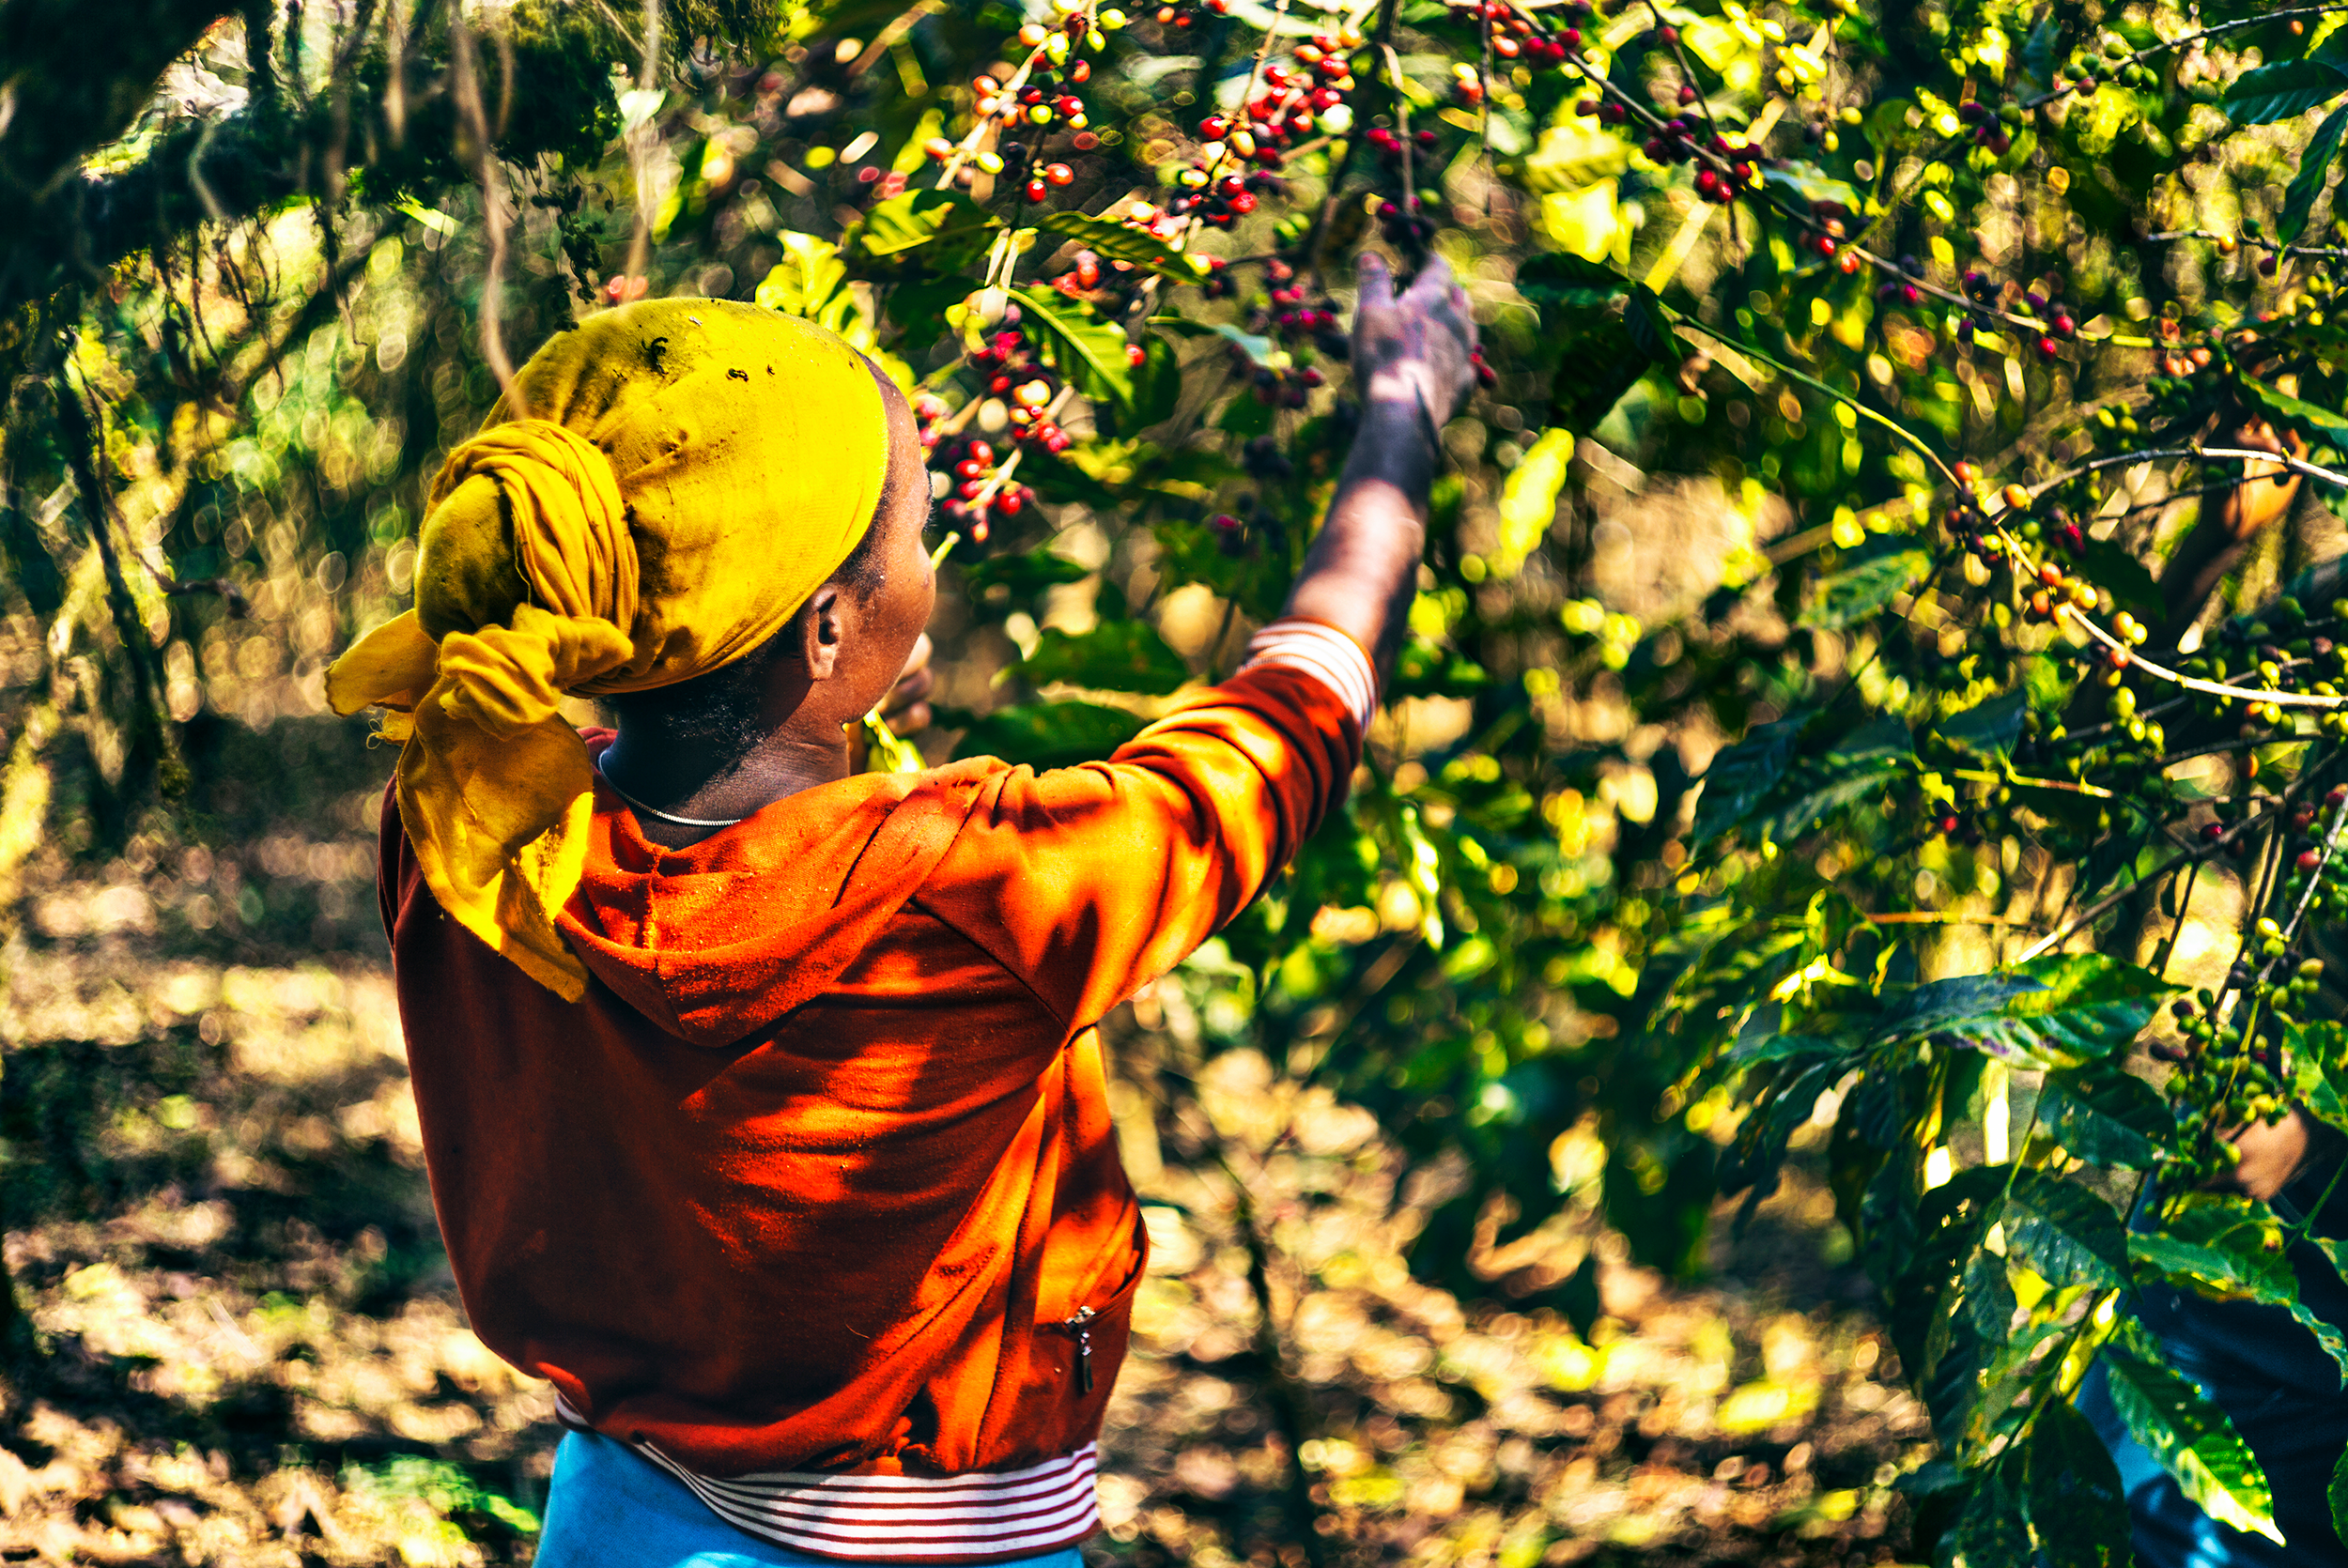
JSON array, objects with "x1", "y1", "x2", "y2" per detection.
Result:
[{"x1": 1055, "y1": 1307, "x2": 1096, "y2": 1393}]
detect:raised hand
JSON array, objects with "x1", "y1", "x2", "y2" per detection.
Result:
[
  {"x1": 879, "y1": 632, "x2": 935, "y2": 735},
  {"x1": 1351, "y1": 251, "x2": 1479, "y2": 432}
]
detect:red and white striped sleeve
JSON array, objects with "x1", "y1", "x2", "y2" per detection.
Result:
[{"x1": 1235, "y1": 617, "x2": 1379, "y2": 734}]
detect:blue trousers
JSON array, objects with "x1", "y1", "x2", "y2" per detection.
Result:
[{"x1": 534, "y1": 1432, "x2": 1091, "y2": 1568}]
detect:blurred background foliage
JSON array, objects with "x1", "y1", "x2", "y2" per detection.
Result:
[{"x1": 11, "y1": 0, "x2": 2348, "y2": 1560}]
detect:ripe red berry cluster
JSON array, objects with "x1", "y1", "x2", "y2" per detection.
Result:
[
  {"x1": 1377, "y1": 200, "x2": 1437, "y2": 248},
  {"x1": 933, "y1": 436, "x2": 1039, "y2": 542},
  {"x1": 1228, "y1": 348, "x2": 1325, "y2": 408},
  {"x1": 1640, "y1": 121, "x2": 1758, "y2": 198},
  {"x1": 1048, "y1": 249, "x2": 1108, "y2": 298},
  {"x1": 1161, "y1": 167, "x2": 1282, "y2": 228},
  {"x1": 1365, "y1": 126, "x2": 1440, "y2": 159},
  {"x1": 1152, "y1": 0, "x2": 1228, "y2": 28},
  {"x1": 2153, "y1": 315, "x2": 2215, "y2": 379},
  {"x1": 1871, "y1": 255, "x2": 1928, "y2": 309},
  {"x1": 1445, "y1": 0, "x2": 1583, "y2": 64},
  {"x1": 1266, "y1": 262, "x2": 1339, "y2": 334}
]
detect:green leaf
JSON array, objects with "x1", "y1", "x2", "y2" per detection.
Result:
[
  {"x1": 1516, "y1": 253, "x2": 1630, "y2": 315},
  {"x1": 2020, "y1": 16, "x2": 2061, "y2": 87},
  {"x1": 2241, "y1": 377, "x2": 2348, "y2": 447},
  {"x1": 857, "y1": 189, "x2": 1000, "y2": 263},
  {"x1": 2293, "y1": 1035, "x2": 2348, "y2": 1136},
  {"x1": 1547, "y1": 303, "x2": 1649, "y2": 429},
  {"x1": 1012, "y1": 288, "x2": 1135, "y2": 407},
  {"x1": 1801, "y1": 535, "x2": 1931, "y2": 629},
  {"x1": 2103, "y1": 1323, "x2": 2282, "y2": 1544},
  {"x1": 1123, "y1": 334, "x2": 1184, "y2": 428},
  {"x1": 1960, "y1": 1249, "x2": 2017, "y2": 1339},
  {"x1": 1942, "y1": 1468, "x2": 2032, "y2": 1568},
  {"x1": 2332, "y1": 1440, "x2": 2348, "y2": 1551},
  {"x1": 947, "y1": 699, "x2": 1148, "y2": 769},
  {"x1": 2041, "y1": 1062, "x2": 2170, "y2": 1167},
  {"x1": 2027, "y1": 1397, "x2": 2132, "y2": 1568},
  {"x1": 1396, "y1": 800, "x2": 1444, "y2": 950},
  {"x1": 1017, "y1": 444, "x2": 1124, "y2": 509},
  {"x1": 2076, "y1": 538, "x2": 2163, "y2": 628},
  {"x1": 1494, "y1": 429, "x2": 1573, "y2": 576},
  {"x1": 1874, "y1": 953, "x2": 2168, "y2": 1068},
  {"x1": 2001, "y1": 1167, "x2": 2128, "y2": 1288},
  {"x1": 958, "y1": 546, "x2": 1091, "y2": 598},
  {"x1": 1742, "y1": 715, "x2": 1912, "y2": 846},
  {"x1": 1215, "y1": 389, "x2": 1274, "y2": 437},
  {"x1": 2130, "y1": 1193, "x2": 2348, "y2": 1386},
  {"x1": 1691, "y1": 715, "x2": 1805, "y2": 843},
  {"x1": 1759, "y1": 163, "x2": 1862, "y2": 212},
  {"x1": 2283, "y1": 100, "x2": 2348, "y2": 243},
  {"x1": 2224, "y1": 58, "x2": 2348, "y2": 126},
  {"x1": 1938, "y1": 690, "x2": 2028, "y2": 760},
  {"x1": 1213, "y1": 322, "x2": 1277, "y2": 365},
  {"x1": 1388, "y1": 639, "x2": 1492, "y2": 699},
  {"x1": 1625, "y1": 284, "x2": 1687, "y2": 362},
  {"x1": 1014, "y1": 620, "x2": 1191, "y2": 696},
  {"x1": 1033, "y1": 210, "x2": 1203, "y2": 279},
  {"x1": 753, "y1": 232, "x2": 855, "y2": 331},
  {"x1": 883, "y1": 275, "x2": 972, "y2": 346}
]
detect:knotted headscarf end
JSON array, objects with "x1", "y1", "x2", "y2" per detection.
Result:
[{"x1": 325, "y1": 301, "x2": 893, "y2": 1002}]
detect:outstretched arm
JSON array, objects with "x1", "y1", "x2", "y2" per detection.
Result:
[{"x1": 1283, "y1": 252, "x2": 1479, "y2": 680}]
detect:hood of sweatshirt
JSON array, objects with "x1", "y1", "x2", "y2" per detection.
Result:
[{"x1": 558, "y1": 732, "x2": 996, "y2": 1049}]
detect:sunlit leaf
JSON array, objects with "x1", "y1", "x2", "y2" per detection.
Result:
[
  {"x1": 2040, "y1": 1062, "x2": 2170, "y2": 1167},
  {"x1": 1493, "y1": 429, "x2": 1573, "y2": 576},
  {"x1": 1872, "y1": 953, "x2": 2168, "y2": 1068},
  {"x1": 2104, "y1": 1323, "x2": 2282, "y2": 1544},
  {"x1": 1740, "y1": 715, "x2": 1912, "y2": 847},
  {"x1": 1033, "y1": 211, "x2": 1203, "y2": 279},
  {"x1": 2129, "y1": 1193, "x2": 2348, "y2": 1385},
  {"x1": 2001, "y1": 1167, "x2": 2127, "y2": 1288},
  {"x1": 754, "y1": 232, "x2": 858, "y2": 336},
  {"x1": 1800, "y1": 536, "x2": 1930, "y2": 629},
  {"x1": 1012, "y1": 287, "x2": 1134, "y2": 407},
  {"x1": 2223, "y1": 59, "x2": 2348, "y2": 126},
  {"x1": 1938, "y1": 690, "x2": 2028, "y2": 759},
  {"x1": 2284, "y1": 101, "x2": 2348, "y2": 243},
  {"x1": 857, "y1": 189, "x2": 1000, "y2": 262},
  {"x1": 1397, "y1": 800, "x2": 1444, "y2": 949}
]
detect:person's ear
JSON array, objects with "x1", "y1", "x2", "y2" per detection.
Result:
[{"x1": 799, "y1": 584, "x2": 846, "y2": 681}]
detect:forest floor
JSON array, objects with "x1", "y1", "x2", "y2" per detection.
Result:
[{"x1": 0, "y1": 715, "x2": 1932, "y2": 1567}]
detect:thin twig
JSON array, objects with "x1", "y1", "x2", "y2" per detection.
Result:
[{"x1": 450, "y1": 18, "x2": 526, "y2": 413}]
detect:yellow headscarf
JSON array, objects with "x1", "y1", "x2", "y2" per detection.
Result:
[{"x1": 327, "y1": 299, "x2": 893, "y2": 1001}]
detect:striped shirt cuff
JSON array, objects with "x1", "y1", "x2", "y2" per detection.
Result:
[{"x1": 1237, "y1": 618, "x2": 1379, "y2": 733}]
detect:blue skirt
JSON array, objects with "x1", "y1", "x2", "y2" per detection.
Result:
[{"x1": 534, "y1": 1432, "x2": 1092, "y2": 1568}]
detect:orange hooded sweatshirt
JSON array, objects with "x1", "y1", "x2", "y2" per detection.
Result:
[{"x1": 379, "y1": 660, "x2": 1360, "y2": 1556}]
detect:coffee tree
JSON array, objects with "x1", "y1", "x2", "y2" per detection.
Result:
[{"x1": 20, "y1": 0, "x2": 2348, "y2": 1558}]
